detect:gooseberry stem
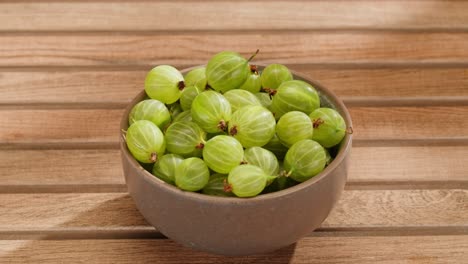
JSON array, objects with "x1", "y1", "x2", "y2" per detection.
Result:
[
  {"x1": 247, "y1": 49, "x2": 260, "y2": 63},
  {"x1": 337, "y1": 126, "x2": 354, "y2": 134},
  {"x1": 280, "y1": 169, "x2": 293, "y2": 178},
  {"x1": 312, "y1": 118, "x2": 324, "y2": 128},
  {"x1": 223, "y1": 179, "x2": 233, "y2": 193},
  {"x1": 195, "y1": 142, "x2": 205, "y2": 149},
  {"x1": 250, "y1": 64, "x2": 259, "y2": 75},
  {"x1": 262, "y1": 87, "x2": 277, "y2": 98},
  {"x1": 150, "y1": 152, "x2": 158, "y2": 163},
  {"x1": 178, "y1": 81, "x2": 186, "y2": 91},
  {"x1": 217, "y1": 120, "x2": 228, "y2": 132},
  {"x1": 229, "y1": 126, "x2": 238, "y2": 136}
]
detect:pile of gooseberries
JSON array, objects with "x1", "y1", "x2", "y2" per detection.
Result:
[{"x1": 124, "y1": 50, "x2": 350, "y2": 198}]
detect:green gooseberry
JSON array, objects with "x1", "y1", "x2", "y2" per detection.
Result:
[
  {"x1": 145, "y1": 65, "x2": 184, "y2": 104},
  {"x1": 125, "y1": 120, "x2": 166, "y2": 163},
  {"x1": 206, "y1": 50, "x2": 259, "y2": 93},
  {"x1": 129, "y1": 99, "x2": 171, "y2": 129},
  {"x1": 284, "y1": 139, "x2": 326, "y2": 182},
  {"x1": 152, "y1": 154, "x2": 184, "y2": 185},
  {"x1": 175, "y1": 157, "x2": 210, "y2": 192},
  {"x1": 261, "y1": 64, "x2": 292, "y2": 89}
]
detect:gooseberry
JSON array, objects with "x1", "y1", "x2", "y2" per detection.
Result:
[
  {"x1": 202, "y1": 135, "x2": 244, "y2": 174},
  {"x1": 276, "y1": 111, "x2": 313, "y2": 147},
  {"x1": 228, "y1": 105, "x2": 275, "y2": 148},
  {"x1": 152, "y1": 154, "x2": 184, "y2": 185},
  {"x1": 125, "y1": 120, "x2": 165, "y2": 163},
  {"x1": 128, "y1": 99, "x2": 171, "y2": 129},
  {"x1": 270, "y1": 80, "x2": 320, "y2": 119},
  {"x1": 309, "y1": 108, "x2": 347, "y2": 148},
  {"x1": 223, "y1": 89, "x2": 261, "y2": 113},
  {"x1": 261, "y1": 64, "x2": 292, "y2": 89},
  {"x1": 283, "y1": 139, "x2": 326, "y2": 182},
  {"x1": 191, "y1": 91, "x2": 231, "y2": 133},
  {"x1": 165, "y1": 121, "x2": 206, "y2": 157},
  {"x1": 145, "y1": 65, "x2": 184, "y2": 104},
  {"x1": 175, "y1": 157, "x2": 210, "y2": 191}
]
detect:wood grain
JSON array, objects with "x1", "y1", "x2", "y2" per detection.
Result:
[
  {"x1": 1, "y1": 68, "x2": 467, "y2": 105},
  {"x1": 0, "y1": 149, "x2": 123, "y2": 186},
  {"x1": 0, "y1": 109, "x2": 123, "y2": 144},
  {"x1": 0, "y1": 190, "x2": 465, "y2": 231},
  {"x1": 1, "y1": 106, "x2": 467, "y2": 145},
  {"x1": 1, "y1": 1, "x2": 468, "y2": 31},
  {"x1": 1, "y1": 236, "x2": 467, "y2": 263},
  {"x1": 1, "y1": 32, "x2": 468, "y2": 66},
  {"x1": 349, "y1": 146, "x2": 468, "y2": 183},
  {"x1": 1, "y1": 146, "x2": 467, "y2": 188},
  {"x1": 349, "y1": 106, "x2": 468, "y2": 141}
]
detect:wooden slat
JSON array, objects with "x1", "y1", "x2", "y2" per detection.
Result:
[
  {"x1": 1, "y1": 106, "x2": 467, "y2": 145},
  {"x1": 1, "y1": 32, "x2": 468, "y2": 66},
  {"x1": 349, "y1": 146, "x2": 468, "y2": 183},
  {"x1": 1, "y1": 236, "x2": 467, "y2": 263},
  {"x1": 1, "y1": 68, "x2": 468, "y2": 105},
  {"x1": 0, "y1": 190, "x2": 465, "y2": 231},
  {"x1": 0, "y1": 149, "x2": 123, "y2": 186},
  {"x1": 0, "y1": 109, "x2": 122, "y2": 144},
  {"x1": 1, "y1": 1, "x2": 468, "y2": 31},
  {"x1": 1, "y1": 146, "x2": 467, "y2": 187},
  {"x1": 0, "y1": 71, "x2": 145, "y2": 105},
  {"x1": 349, "y1": 106, "x2": 468, "y2": 140},
  {"x1": 308, "y1": 68, "x2": 468, "y2": 98}
]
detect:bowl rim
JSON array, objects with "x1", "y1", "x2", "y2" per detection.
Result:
[{"x1": 120, "y1": 64, "x2": 353, "y2": 204}]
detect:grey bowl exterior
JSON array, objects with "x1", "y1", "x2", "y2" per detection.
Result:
[{"x1": 120, "y1": 65, "x2": 352, "y2": 256}]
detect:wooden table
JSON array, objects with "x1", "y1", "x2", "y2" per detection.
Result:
[{"x1": 1, "y1": 1, "x2": 467, "y2": 263}]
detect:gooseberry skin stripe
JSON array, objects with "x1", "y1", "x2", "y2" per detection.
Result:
[
  {"x1": 309, "y1": 108, "x2": 346, "y2": 148},
  {"x1": 180, "y1": 86, "x2": 202, "y2": 111},
  {"x1": 276, "y1": 111, "x2": 314, "y2": 147},
  {"x1": 206, "y1": 51, "x2": 250, "y2": 93},
  {"x1": 239, "y1": 72, "x2": 262, "y2": 93},
  {"x1": 243, "y1": 147, "x2": 280, "y2": 177},
  {"x1": 129, "y1": 99, "x2": 172, "y2": 129},
  {"x1": 254, "y1": 93, "x2": 272, "y2": 109},
  {"x1": 152, "y1": 154, "x2": 184, "y2": 185},
  {"x1": 172, "y1": 110, "x2": 193, "y2": 123},
  {"x1": 191, "y1": 91, "x2": 232, "y2": 133},
  {"x1": 223, "y1": 89, "x2": 261, "y2": 113},
  {"x1": 165, "y1": 121, "x2": 206, "y2": 158},
  {"x1": 228, "y1": 165, "x2": 268, "y2": 198},
  {"x1": 184, "y1": 67, "x2": 207, "y2": 89},
  {"x1": 228, "y1": 105, "x2": 276, "y2": 148},
  {"x1": 261, "y1": 64, "x2": 293, "y2": 90},
  {"x1": 203, "y1": 135, "x2": 244, "y2": 174},
  {"x1": 145, "y1": 65, "x2": 184, "y2": 104},
  {"x1": 284, "y1": 139, "x2": 326, "y2": 182},
  {"x1": 270, "y1": 80, "x2": 320, "y2": 119},
  {"x1": 175, "y1": 157, "x2": 210, "y2": 192},
  {"x1": 126, "y1": 120, "x2": 166, "y2": 164}
]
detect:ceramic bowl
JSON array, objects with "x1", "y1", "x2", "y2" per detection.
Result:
[{"x1": 120, "y1": 65, "x2": 352, "y2": 256}]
